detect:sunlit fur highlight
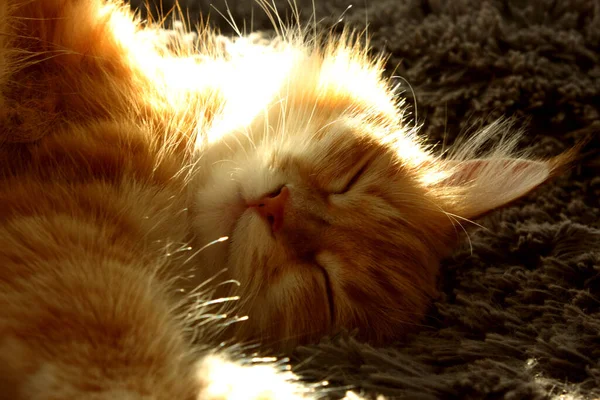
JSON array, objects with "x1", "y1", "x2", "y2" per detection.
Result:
[
  {"x1": 189, "y1": 14, "x2": 573, "y2": 348},
  {"x1": 0, "y1": 0, "x2": 573, "y2": 398},
  {"x1": 0, "y1": 0, "x2": 329, "y2": 398}
]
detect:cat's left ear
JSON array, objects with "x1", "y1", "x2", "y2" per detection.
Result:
[{"x1": 433, "y1": 156, "x2": 566, "y2": 220}]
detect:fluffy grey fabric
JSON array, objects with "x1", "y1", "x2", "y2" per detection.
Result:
[{"x1": 132, "y1": 0, "x2": 599, "y2": 398}]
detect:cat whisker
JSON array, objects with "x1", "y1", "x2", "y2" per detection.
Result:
[
  {"x1": 186, "y1": 268, "x2": 231, "y2": 297},
  {"x1": 445, "y1": 213, "x2": 466, "y2": 242},
  {"x1": 184, "y1": 287, "x2": 244, "y2": 330},
  {"x1": 215, "y1": 315, "x2": 250, "y2": 328},
  {"x1": 391, "y1": 75, "x2": 419, "y2": 132},
  {"x1": 165, "y1": 244, "x2": 193, "y2": 258},
  {"x1": 255, "y1": 0, "x2": 290, "y2": 40},
  {"x1": 442, "y1": 211, "x2": 485, "y2": 231},
  {"x1": 190, "y1": 312, "x2": 229, "y2": 323},
  {"x1": 185, "y1": 313, "x2": 230, "y2": 343},
  {"x1": 194, "y1": 296, "x2": 241, "y2": 309},
  {"x1": 415, "y1": 192, "x2": 484, "y2": 248},
  {"x1": 217, "y1": 279, "x2": 242, "y2": 288},
  {"x1": 186, "y1": 279, "x2": 241, "y2": 300},
  {"x1": 283, "y1": 0, "x2": 302, "y2": 39},
  {"x1": 182, "y1": 236, "x2": 229, "y2": 266},
  {"x1": 438, "y1": 209, "x2": 474, "y2": 255},
  {"x1": 209, "y1": 1, "x2": 242, "y2": 38}
]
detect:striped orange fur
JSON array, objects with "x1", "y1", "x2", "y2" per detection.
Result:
[{"x1": 0, "y1": 0, "x2": 573, "y2": 398}]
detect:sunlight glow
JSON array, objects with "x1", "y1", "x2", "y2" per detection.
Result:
[
  {"x1": 204, "y1": 42, "x2": 301, "y2": 145},
  {"x1": 198, "y1": 355, "x2": 308, "y2": 400}
]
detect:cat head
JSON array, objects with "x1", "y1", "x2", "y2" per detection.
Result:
[{"x1": 190, "y1": 35, "x2": 569, "y2": 348}]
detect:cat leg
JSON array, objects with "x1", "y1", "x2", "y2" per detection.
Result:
[{"x1": 0, "y1": 0, "x2": 158, "y2": 143}]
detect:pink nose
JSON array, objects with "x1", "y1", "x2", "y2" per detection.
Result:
[{"x1": 247, "y1": 186, "x2": 289, "y2": 232}]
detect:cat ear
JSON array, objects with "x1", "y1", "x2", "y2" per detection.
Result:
[{"x1": 436, "y1": 157, "x2": 555, "y2": 219}]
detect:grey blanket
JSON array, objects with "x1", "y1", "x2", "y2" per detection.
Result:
[{"x1": 131, "y1": 0, "x2": 600, "y2": 398}]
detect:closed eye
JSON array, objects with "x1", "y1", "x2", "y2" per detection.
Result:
[{"x1": 334, "y1": 162, "x2": 369, "y2": 194}]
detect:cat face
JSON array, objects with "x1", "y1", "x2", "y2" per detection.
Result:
[
  {"x1": 190, "y1": 40, "x2": 561, "y2": 347},
  {"x1": 189, "y1": 44, "x2": 457, "y2": 347}
]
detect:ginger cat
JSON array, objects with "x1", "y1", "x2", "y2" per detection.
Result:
[{"x1": 0, "y1": 0, "x2": 572, "y2": 398}]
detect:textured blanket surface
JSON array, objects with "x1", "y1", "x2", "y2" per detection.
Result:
[{"x1": 131, "y1": 0, "x2": 600, "y2": 398}]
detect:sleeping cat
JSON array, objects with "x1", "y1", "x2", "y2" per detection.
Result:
[
  {"x1": 187, "y1": 31, "x2": 574, "y2": 347},
  {"x1": 0, "y1": 0, "x2": 574, "y2": 398}
]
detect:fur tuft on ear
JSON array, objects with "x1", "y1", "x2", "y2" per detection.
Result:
[
  {"x1": 422, "y1": 119, "x2": 579, "y2": 220},
  {"x1": 438, "y1": 157, "x2": 553, "y2": 219}
]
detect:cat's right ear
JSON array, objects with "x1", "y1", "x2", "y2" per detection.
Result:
[{"x1": 429, "y1": 152, "x2": 574, "y2": 220}]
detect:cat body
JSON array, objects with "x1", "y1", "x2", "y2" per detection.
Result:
[
  {"x1": 0, "y1": 0, "x2": 310, "y2": 398},
  {"x1": 0, "y1": 0, "x2": 571, "y2": 398}
]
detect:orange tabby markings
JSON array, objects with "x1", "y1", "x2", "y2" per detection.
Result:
[
  {"x1": 0, "y1": 0, "x2": 575, "y2": 397},
  {"x1": 0, "y1": 0, "x2": 321, "y2": 398}
]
